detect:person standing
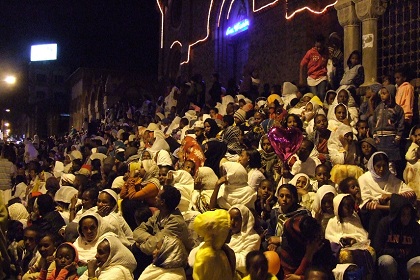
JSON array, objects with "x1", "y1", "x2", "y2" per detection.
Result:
[{"x1": 300, "y1": 35, "x2": 329, "y2": 102}]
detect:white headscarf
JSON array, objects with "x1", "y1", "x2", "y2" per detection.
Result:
[
  {"x1": 289, "y1": 173, "x2": 311, "y2": 191},
  {"x1": 97, "y1": 235, "x2": 137, "y2": 279},
  {"x1": 311, "y1": 185, "x2": 337, "y2": 215},
  {"x1": 325, "y1": 194, "x2": 368, "y2": 244},
  {"x1": 217, "y1": 162, "x2": 257, "y2": 210},
  {"x1": 170, "y1": 170, "x2": 194, "y2": 212}
]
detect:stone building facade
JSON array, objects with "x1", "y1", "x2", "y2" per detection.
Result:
[
  {"x1": 68, "y1": 68, "x2": 156, "y2": 131},
  {"x1": 157, "y1": 0, "x2": 419, "y2": 89}
]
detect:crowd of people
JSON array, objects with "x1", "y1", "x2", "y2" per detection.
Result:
[{"x1": 0, "y1": 33, "x2": 420, "y2": 280}]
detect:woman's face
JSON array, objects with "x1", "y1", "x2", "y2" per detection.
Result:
[
  {"x1": 295, "y1": 176, "x2": 308, "y2": 189},
  {"x1": 278, "y1": 188, "x2": 294, "y2": 213},
  {"x1": 335, "y1": 105, "x2": 347, "y2": 122},
  {"x1": 321, "y1": 193, "x2": 334, "y2": 214},
  {"x1": 229, "y1": 208, "x2": 242, "y2": 235},
  {"x1": 82, "y1": 191, "x2": 96, "y2": 210},
  {"x1": 339, "y1": 197, "x2": 354, "y2": 218},
  {"x1": 305, "y1": 102, "x2": 314, "y2": 112},
  {"x1": 350, "y1": 53, "x2": 359, "y2": 66},
  {"x1": 38, "y1": 236, "x2": 56, "y2": 258},
  {"x1": 95, "y1": 240, "x2": 110, "y2": 267},
  {"x1": 142, "y1": 151, "x2": 151, "y2": 160},
  {"x1": 81, "y1": 217, "x2": 98, "y2": 242},
  {"x1": 97, "y1": 193, "x2": 115, "y2": 216},
  {"x1": 204, "y1": 122, "x2": 211, "y2": 134},
  {"x1": 373, "y1": 159, "x2": 389, "y2": 177},
  {"x1": 327, "y1": 93, "x2": 336, "y2": 105},
  {"x1": 262, "y1": 138, "x2": 273, "y2": 153}
]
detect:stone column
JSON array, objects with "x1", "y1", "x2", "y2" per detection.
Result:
[
  {"x1": 335, "y1": 0, "x2": 361, "y2": 64},
  {"x1": 354, "y1": 0, "x2": 387, "y2": 84}
]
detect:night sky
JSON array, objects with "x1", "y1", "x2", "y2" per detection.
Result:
[{"x1": 0, "y1": 1, "x2": 160, "y2": 76}]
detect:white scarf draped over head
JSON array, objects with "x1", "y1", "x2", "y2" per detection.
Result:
[{"x1": 97, "y1": 235, "x2": 137, "y2": 279}]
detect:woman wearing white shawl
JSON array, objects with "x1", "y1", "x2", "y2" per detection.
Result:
[
  {"x1": 98, "y1": 189, "x2": 135, "y2": 246},
  {"x1": 216, "y1": 162, "x2": 257, "y2": 210},
  {"x1": 191, "y1": 167, "x2": 218, "y2": 213},
  {"x1": 167, "y1": 170, "x2": 194, "y2": 212},
  {"x1": 327, "y1": 103, "x2": 354, "y2": 132},
  {"x1": 325, "y1": 194, "x2": 368, "y2": 244},
  {"x1": 311, "y1": 185, "x2": 337, "y2": 233},
  {"x1": 24, "y1": 139, "x2": 39, "y2": 163},
  {"x1": 218, "y1": 95, "x2": 234, "y2": 116},
  {"x1": 327, "y1": 88, "x2": 358, "y2": 125},
  {"x1": 139, "y1": 236, "x2": 188, "y2": 280},
  {"x1": 228, "y1": 205, "x2": 261, "y2": 275},
  {"x1": 73, "y1": 212, "x2": 118, "y2": 263},
  {"x1": 8, "y1": 202, "x2": 29, "y2": 228},
  {"x1": 80, "y1": 235, "x2": 137, "y2": 280},
  {"x1": 289, "y1": 173, "x2": 315, "y2": 210},
  {"x1": 358, "y1": 152, "x2": 416, "y2": 210},
  {"x1": 148, "y1": 130, "x2": 170, "y2": 156}
]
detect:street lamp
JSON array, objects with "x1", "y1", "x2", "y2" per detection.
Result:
[{"x1": 4, "y1": 75, "x2": 16, "y2": 85}]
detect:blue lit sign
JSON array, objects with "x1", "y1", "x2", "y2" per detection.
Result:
[{"x1": 226, "y1": 19, "x2": 250, "y2": 36}]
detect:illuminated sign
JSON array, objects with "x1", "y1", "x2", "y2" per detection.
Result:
[{"x1": 226, "y1": 19, "x2": 250, "y2": 36}]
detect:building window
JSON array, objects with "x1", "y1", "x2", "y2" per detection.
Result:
[
  {"x1": 171, "y1": 0, "x2": 182, "y2": 28},
  {"x1": 378, "y1": 0, "x2": 420, "y2": 78}
]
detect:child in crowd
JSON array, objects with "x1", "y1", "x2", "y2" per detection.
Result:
[
  {"x1": 338, "y1": 177, "x2": 362, "y2": 214},
  {"x1": 394, "y1": 67, "x2": 414, "y2": 135},
  {"x1": 404, "y1": 125, "x2": 420, "y2": 199},
  {"x1": 356, "y1": 137, "x2": 377, "y2": 171},
  {"x1": 312, "y1": 185, "x2": 337, "y2": 234},
  {"x1": 355, "y1": 120, "x2": 369, "y2": 141},
  {"x1": 243, "y1": 251, "x2": 278, "y2": 280},
  {"x1": 372, "y1": 85, "x2": 405, "y2": 173},
  {"x1": 255, "y1": 179, "x2": 276, "y2": 222},
  {"x1": 312, "y1": 164, "x2": 334, "y2": 192},
  {"x1": 323, "y1": 90, "x2": 337, "y2": 115},
  {"x1": 339, "y1": 50, "x2": 364, "y2": 89},
  {"x1": 39, "y1": 243, "x2": 78, "y2": 280}
]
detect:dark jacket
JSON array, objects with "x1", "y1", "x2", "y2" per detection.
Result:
[{"x1": 373, "y1": 194, "x2": 420, "y2": 262}]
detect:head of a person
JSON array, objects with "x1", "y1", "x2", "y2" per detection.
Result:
[
  {"x1": 95, "y1": 239, "x2": 110, "y2": 267},
  {"x1": 314, "y1": 34, "x2": 325, "y2": 52},
  {"x1": 394, "y1": 67, "x2": 408, "y2": 86},
  {"x1": 182, "y1": 159, "x2": 195, "y2": 176},
  {"x1": 55, "y1": 243, "x2": 77, "y2": 270},
  {"x1": 156, "y1": 185, "x2": 181, "y2": 211},
  {"x1": 337, "y1": 195, "x2": 355, "y2": 222},
  {"x1": 371, "y1": 152, "x2": 389, "y2": 178},
  {"x1": 238, "y1": 149, "x2": 262, "y2": 169},
  {"x1": 304, "y1": 266, "x2": 335, "y2": 280},
  {"x1": 321, "y1": 192, "x2": 335, "y2": 215},
  {"x1": 326, "y1": 91, "x2": 337, "y2": 105},
  {"x1": 45, "y1": 177, "x2": 60, "y2": 197},
  {"x1": 229, "y1": 207, "x2": 243, "y2": 235},
  {"x1": 315, "y1": 164, "x2": 331, "y2": 186},
  {"x1": 223, "y1": 114, "x2": 235, "y2": 128},
  {"x1": 158, "y1": 165, "x2": 173, "y2": 185},
  {"x1": 337, "y1": 89, "x2": 350, "y2": 105},
  {"x1": 356, "y1": 120, "x2": 368, "y2": 138},
  {"x1": 261, "y1": 135, "x2": 274, "y2": 154},
  {"x1": 338, "y1": 177, "x2": 361, "y2": 201},
  {"x1": 245, "y1": 251, "x2": 269, "y2": 280},
  {"x1": 360, "y1": 138, "x2": 377, "y2": 158},
  {"x1": 347, "y1": 50, "x2": 361, "y2": 67},
  {"x1": 79, "y1": 215, "x2": 99, "y2": 243},
  {"x1": 294, "y1": 175, "x2": 309, "y2": 190},
  {"x1": 258, "y1": 179, "x2": 274, "y2": 201},
  {"x1": 142, "y1": 150, "x2": 152, "y2": 160},
  {"x1": 412, "y1": 125, "x2": 420, "y2": 146},
  {"x1": 276, "y1": 184, "x2": 299, "y2": 213},
  {"x1": 97, "y1": 191, "x2": 117, "y2": 216},
  {"x1": 74, "y1": 174, "x2": 89, "y2": 198},
  {"x1": 24, "y1": 225, "x2": 40, "y2": 251},
  {"x1": 334, "y1": 104, "x2": 347, "y2": 122},
  {"x1": 284, "y1": 114, "x2": 303, "y2": 130},
  {"x1": 209, "y1": 107, "x2": 219, "y2": 118},
  {"x1": 38, "y1": 233, "x2": 61, "y2": 259},
  {"x1": 297, "y1": 139, "x2": 314, "y2": 162},
  {"x1": 253, "y1": 111, "x2": 265, "y2": 126},
  {"x1": 36, "y1": 194, "x2": 56, "y2": 216},
  {"x1": 314, "y1": 114, "x2": 328, "y2": 133},
  {"x1": 82, "y1": 188, "x2": 99, "y2": 210},
  {"x1": 226, "y1": 102, "x2": 235, "y2": 115},
  {"x1": 179, "y1": 118, "x2": 189, "y2": 129}
]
